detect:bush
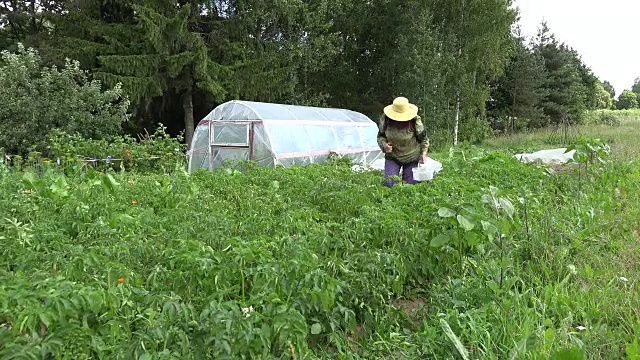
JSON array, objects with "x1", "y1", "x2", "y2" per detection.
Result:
[
  {"x1": 0, "y1": 44, "x2": 130, "y2": 156},
  {"x1": 582, "y1": 109, "x2": 640, "y2": 126},
  {"x1": 489, "y1": 116, "x2": 531, "y2": 134},
  {"x1": 425, "y1": 117, "x2": 491, "y2": 151},
  {"x1": 47, "y1": 125, "x2": 187, "y2": 172},
  {"x1": 459, "y1": 117, "x2": 492, "y2": 144},
  {"x1": 616, "y1": 90, "x2": 639, "y2": 110},
  {"x1": 427, "y1": 127, "x2": 453, "y2": 151},
  {"x1": 597, "y1": 112, "x2": 621, "y2": 126}
]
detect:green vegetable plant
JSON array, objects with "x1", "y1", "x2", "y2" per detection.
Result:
[
  {"x1": 566, "y1": 136, "x2": 610, "y2": 191},
  {"x1": 480, "y1": 185, "x2": 516, "y2": 294},
  {"x1": 1, "y1": 137, "x2": 639, "y2": 359}
]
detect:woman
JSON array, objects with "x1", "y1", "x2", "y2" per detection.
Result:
[{"x1": 377, "y1": 97, "x2": 430, "y2": 187}]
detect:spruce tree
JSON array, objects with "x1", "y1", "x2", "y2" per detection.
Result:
[
  {"x1": 94, "y1": 3, "x2": 227, "y2": 147},
  {"x1": 535, "y1": 22, "x2": 588, "y2": 125},
  {"x1": 488, "y1": 33, "x2": 548, "y2": 130}
]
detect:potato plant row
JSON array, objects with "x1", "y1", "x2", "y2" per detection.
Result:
[{"x1": 1, "y1": 148, "x2": 637, "y2": 358}]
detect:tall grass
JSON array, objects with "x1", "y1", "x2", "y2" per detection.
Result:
[{"x1": 485, "y1": 110, "x2": 640, "y2": 160}]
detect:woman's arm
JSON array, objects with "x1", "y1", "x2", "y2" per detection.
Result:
[
  {"x1": 377, "y1": 116, "x2": 390, "y2": 151},
  {"x1": 415, "y1": 116, "x2": 430, "y2": 158}
]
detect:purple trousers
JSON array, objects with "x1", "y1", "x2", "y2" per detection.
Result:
[{"x1": 384, "y1": 159, "x2": 418, "y2": 187}]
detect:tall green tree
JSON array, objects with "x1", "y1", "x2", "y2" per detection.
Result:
[
  {"x1": 534, "y1": 22, "x2": 588, "y2": 125},
  {"x1": 392, "y1": 2, "x2": 442, "y2": 123},
  {"x1": 307, "y1": 0, "x2": 418, "y2": 115},
  {"x1": 427, "y1": 0, "x2": 517, "y2": 144},
  {"x1": 574, "y1": 58, "x2": 604, "y2": 111},
  {"x1": 631, "y1": 77, "x2": 640, "y2": 104},
  {"x1": 0, "y1": 0, "x2": 68, "y2": 49},
  {"x1": 590, "y1": 81, "x2": 614, "y2": 110},
  {"x1": 222, "y1": 0, "x2": 343, "y2": 107},
  {"x1": 603, "y1": 80, "x2": 616, "y2": 100},
  {"x1": 91, "y1": 3, "x2": 228, "y2": 147},
  {"x1": 488, "y1": 30, "x2": 548, "y2": 130},
  {"x1": 617, "y1": 90, "x2": 639, "y2": 110}
]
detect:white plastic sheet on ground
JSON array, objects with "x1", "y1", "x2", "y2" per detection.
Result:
[
  {"x1": 352, "y1": 157, "x2": 443, "y2": 179},
  {"x1": 514, "y1": 148, "x2": 576, "y2": 165}
]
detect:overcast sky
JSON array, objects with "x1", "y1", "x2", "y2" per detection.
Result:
[{"x1": 512, "y1": 0, "x2": 639, "y2": 96}]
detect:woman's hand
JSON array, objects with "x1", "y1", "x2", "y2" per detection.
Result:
[
  {"x1": 383, "y1": 143, "x2": 393, "y2": 153},
  {"x1": 421, "y1": 153, "x2": 428, "y2": 163}
]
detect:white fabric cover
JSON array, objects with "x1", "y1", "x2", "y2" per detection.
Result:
[{"x1": 514, "y1": 148, "x2": 576, "y2": 164}]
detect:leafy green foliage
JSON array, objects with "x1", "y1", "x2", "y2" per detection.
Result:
[
  {"x1": 488, "y1": 29, "x2": 549, "y2": 132},
  {"x1": 224, "y1": 0, "x2": 343, "y2": 107},
  {"x1": 488, "y1": 21, "x2": 612, "y2": 134},
  {"x1": 566, "y1": 136, "x2": 611, "y2": 166},
  {"x1": 0, "y1": 44, "x2": 130, "y2": 156},
  {"x1": 94, "y1": 2, "x2": 229, "y2": 147},
  {"x1": 584, "y1": 110, "x2": 622, "y2": 127},
  {"x1": 0, "y1": 0, "x2": 622, "y2": 150},
  {"x1": 616, "y1": 90, "x2": 639, "y2": 110},
  {"x1": 603, "y1": 81, "x2": 616, "y2": 100},
  {"x1": 631, "y1": 77, "x2": 640, "y2": 103},
  {"x1": 590, "y1": 81, "x2": 614, "y2": 110},
  {"x1": 46, "y1": 124, "x2": 187, "y2": 172},
  {"x1": 535, "y1": 23, "x2": 589, "y2": 126},
  {"x1": 1, "y1": 141, "x2": 639, "y2": 358},
  {"x1": 0, "y1": 0, "x2": 67, "y2": 49}
]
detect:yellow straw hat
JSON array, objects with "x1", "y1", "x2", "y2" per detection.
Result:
[{"x1": 383, "y1": 97, "x2": 419, "y2": 122}]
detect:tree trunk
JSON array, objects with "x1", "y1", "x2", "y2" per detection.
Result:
[
  {"x1": 182, "y1": 90, "x2": 195, "y2": 149},
  {"x1": 454, "y1": 0, "x2": 463, "y2": 146},
  {"x1": 511, "y1": 87, "x2": 517, "y2": 132},
  {"x1": 454, "y1": 91, "x2": 460, "y2": 146}
]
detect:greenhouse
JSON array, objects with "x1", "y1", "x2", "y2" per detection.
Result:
[{"x1": 187, "y1": 100, "x2": 383, "y2": 172}]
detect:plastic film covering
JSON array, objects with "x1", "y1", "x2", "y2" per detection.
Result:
[
  {"x1": 252, "y1": 123, "x2": 275, "y2": 167},
  {"x1": 192, "y1": 124, "x2": 209, "y2": 149},
  {"x1": 211, "y1": 148, "x2": 249, "y2": 168},
  {"x1": 359, "y1": 126, "x2": 384, "y2": 163},
  {"x1": 212, "y1": 123, "x2": 249, "y2": 146},
  {"x1": 203, "y1": 101, "x2": 258, "y2": 122},
  {"x1": 202, "y1": 100, "x2": 372, "y2": 123},
  {"x1": 188, "y1": 124, "x2": 210, "y2": 172},
  {"x1": 264, "y1": 121, "x2": 381, "y2": 166}
]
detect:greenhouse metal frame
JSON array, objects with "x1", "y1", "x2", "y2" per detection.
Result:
[{"x1": 187, "y1": 100, "x2": 383, "y2": 172}]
